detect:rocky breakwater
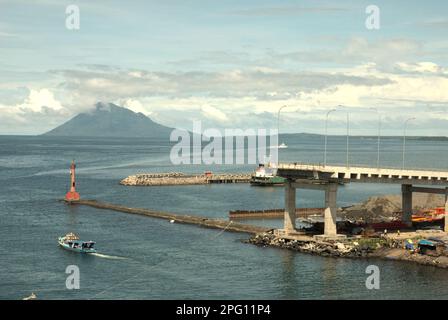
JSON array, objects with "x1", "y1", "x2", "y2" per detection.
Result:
[
  {"x1": 120, "y1": 172, "x2": 251, "y2": 186},
  {"x1": 120, "y1": 172, "x2": 207, "y2": 186}
]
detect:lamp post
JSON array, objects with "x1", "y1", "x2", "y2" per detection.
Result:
[
  {"x1": 324, "y1": 108, "x2": 336, "y2": 166},
  {"x1": 346, "y1": 111, "x2": 349, "y2": 168},
  {"x1": 336, "y1": 105, "x2": 350, "y2": 168},
  {"x1": 402, "y1": 117, "x2": 415, "y2": 170},
  {"x1": 369, "y1": 107, "x2": 381, "y2": 169},
  {"x1": 277, "y1": 105, "x2": 289, "y2": 144},
  {"x1": 276, "y1": 105, "x2": 290, "y2": 165}
]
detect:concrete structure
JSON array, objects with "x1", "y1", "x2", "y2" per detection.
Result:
[
  {"x1": 65, "y1": 160, "x2": 80, "y2": 202},
  {"x1": 277, "y1": 163, "x2": 448, "y2": 236}
]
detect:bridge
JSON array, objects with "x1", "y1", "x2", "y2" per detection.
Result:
[{"x1": 277, "y1": 163, "x2": 448, "y2": 239}]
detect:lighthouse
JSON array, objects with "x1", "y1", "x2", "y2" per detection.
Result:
[{"x1": 65, "y1": 160, "x2": 80, "y2": 202}]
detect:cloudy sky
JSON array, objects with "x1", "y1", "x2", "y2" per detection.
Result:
[{"x1": 1, "y1": 0, "x2": 448, "y2": 135}]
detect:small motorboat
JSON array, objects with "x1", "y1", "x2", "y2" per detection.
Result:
[
  {"x1": 278, "y1": 142, "x2": 288, "y2": 149},
  {"x1": 23, "y1": 292, "x2": 37, "y2": 300},
  {"x1": 58, "y1": 232, "x2": 96, "y2": 254}
]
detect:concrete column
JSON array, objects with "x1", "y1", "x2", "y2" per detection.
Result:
[
  {"x1": 324, "y1": 183, "x2": 338, "y2": 236},
  {"x1": 401, "y1": 184, "x2": 413, "y2": 226},
  {"x1": 445, "y1": 188, "x2": 448, "y2": 233},
  {"x1": 284, "y1": 181, "x2": 296, "y2": 233}
]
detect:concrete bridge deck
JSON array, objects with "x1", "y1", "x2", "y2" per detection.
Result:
[{"x1": 278, "y1": 163, "x2": 448, "y2": 185}]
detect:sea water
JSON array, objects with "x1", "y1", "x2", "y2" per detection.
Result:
[{"x1": 1, "y1": 135, "x2": 448, "y2": 299}]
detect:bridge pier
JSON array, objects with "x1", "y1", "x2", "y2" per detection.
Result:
[
  {"x1": 284, "y1": 180, "x2": 296, "y2": 233},
  {"x1": 324, "y1": 183, "x2": 338, "y2": 236},
  {"x1": 445, "y1": 189, "x2": 448, "y2": 233},
  {"x1": 402, "y1": 184, "x2": 413, "y2": 226},
  {"x1": 283, "y1": 180, "x2": 342, "y2": 238}
]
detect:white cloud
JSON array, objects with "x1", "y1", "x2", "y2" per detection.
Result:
[
  {"x1": 395, "y1": 62, "x2": 447, "y2": 74},
  {"x1": 18, "y1": 88, "x2": 64, "y2": 113},
  {"x1": 200, "y1": 104, "x2": 229, "y2": 122},
  {"x1": 119, "y1": 98, "x2": 152, "y2": 115},
  {"x1": 0, "y1": 88, "x2": 70, "y2": 134}
]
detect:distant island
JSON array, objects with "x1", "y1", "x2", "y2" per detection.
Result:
[
  {"x1": 42, "y1": 102, "x2": 448, "y2": 141},
  {"x1": 42, "y1": 102, "x2": 173, "y2": 138}
]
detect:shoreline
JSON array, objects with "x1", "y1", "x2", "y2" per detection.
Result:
[{"x1": 246, "y1": 231, "x2": 448, "y2": 269}]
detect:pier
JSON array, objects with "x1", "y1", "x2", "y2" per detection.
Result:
[
  {"x1": 73, "y1": 199, "x2": 270, "y2": 234},
  {"x1": 278, "y1": 163, "x2": 448, "y2": 239},
  {"x1": 120, "y1": 172, "x2": 251, "y2": 186}
]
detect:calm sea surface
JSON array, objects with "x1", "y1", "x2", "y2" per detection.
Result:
[{"x1": 1, "y1": 135, "x2": 448, "y2": 299}]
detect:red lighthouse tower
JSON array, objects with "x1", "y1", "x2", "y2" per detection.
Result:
[{"x1": 65, "y1": 160, "x2": 80, "y2": 202}]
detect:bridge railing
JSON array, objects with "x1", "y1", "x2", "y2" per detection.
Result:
[{"x1": 277, "y1": 162, "x2": 448, "y2": 173}]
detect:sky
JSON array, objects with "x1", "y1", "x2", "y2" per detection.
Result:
[{"x1": 0, "y1": 0, "x2": 448, "y2": 135}]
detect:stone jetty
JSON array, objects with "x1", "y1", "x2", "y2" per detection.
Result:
[
  {"x1": 74, "y1": 199, "x2": 270, "y2": 234},
  {"x1": 120, "y1": 172, "x2": 251, "y2": 186}
]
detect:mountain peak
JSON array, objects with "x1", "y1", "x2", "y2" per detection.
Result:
[
  {"x1": 93, "y1": 102, "x2": 126, "y2": 113},
  {"x1": 42, "y1": 103, "x2": 173, "y2": 138}
]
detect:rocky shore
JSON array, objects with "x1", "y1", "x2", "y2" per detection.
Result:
[
  {"x1": 246, "y1": 231, "x2": 448, "y2": 268},
  {"x1": 246, "y1": 232, "x2": 383, "y2": 258}
]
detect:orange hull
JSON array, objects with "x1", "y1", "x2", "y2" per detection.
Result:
[{"x1": 412, "y1": 207, "x2": 445, "y2": 223}]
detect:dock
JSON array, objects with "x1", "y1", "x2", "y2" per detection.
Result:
[
  {"x1": 120, "y1": 172, "x2": 252, "y2": 186},
  {"x1": 73, "y1": 200, "x2": 271, "y2": 234}
]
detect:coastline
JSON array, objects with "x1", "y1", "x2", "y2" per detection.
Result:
[{"x1": 246, "y1": 231, "x2": 448, "y2": 269}]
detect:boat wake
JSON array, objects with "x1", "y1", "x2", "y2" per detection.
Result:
[{"x1": 89, "y1": 252, "x2": 128, "y2": 260}]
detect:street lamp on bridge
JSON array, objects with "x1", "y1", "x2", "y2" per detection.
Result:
[
  {"x1": 337, "y1": 105, "x2": 350, "y2": 169},
  {"x1": 277, "y1": 105, "x2": 295, "y2": 163},
  {"x1": 324, "y1": 108, "x2": 336, "y2": 166},
  {"x1": 369, "y1": 107, "x2": 382, "y2": 169},
  {"x1": 402, "y1": 117, "x2": 416, "y2": 170},
  {"x1": 324, "y1": 106, "x2": 350, "y2": 168},
  {"x1": 277, "y1": 105, "x2": 289, "y2": 145}
]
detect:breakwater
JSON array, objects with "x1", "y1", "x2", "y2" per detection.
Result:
[
  {"x1": 73, "y1": 199, "x2": 270, "y2": 234},
  {"x1": 120, "y1": 172, "x2": 251, "y2": 186}
]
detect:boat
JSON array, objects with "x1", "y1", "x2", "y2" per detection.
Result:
[
  {"x1": 250, "y1": 162, "x2": 286, "y2": 186},
  {"x1": 412, "y1": 207, "x2": 445, "y2": 228},
  {"x1": 364, "y1": 220, "x2": 409, "y2": 231},
  {"x1": 418, "y1": 238, "x2": 447, "y2": 256},
  {"x1": 58, "y1": 232, "x2": 96, "y2": 253},
  {"x1": 278, "y1": 143, "x2": 288, "y2": 149},
  {"x1": 22, "y1": 293, "x2": 37, "y2": 300}
]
